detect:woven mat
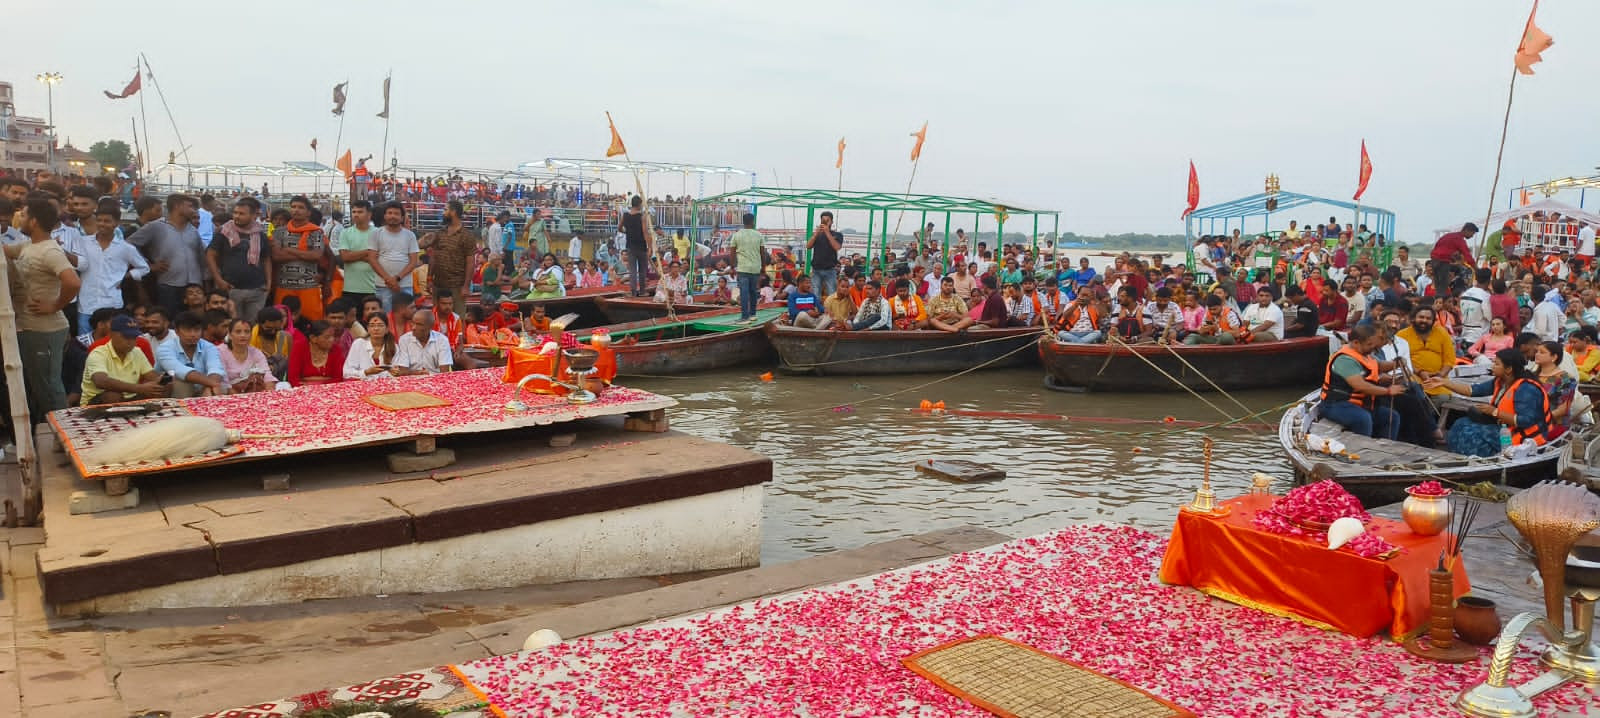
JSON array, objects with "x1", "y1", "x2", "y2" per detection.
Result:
[
  {"x1": 903, "y1": 636, "x2": 1194, "y2": 718},
  {"x1": 363, "y1": 391, "x2": 453, "y2": 412}
]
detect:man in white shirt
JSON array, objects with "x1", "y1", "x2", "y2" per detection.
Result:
[
  {"x1": 1241, "y1": 287, "x2": 1284, "y2": 341},
  {"x1": 394, "y1": 309, "x2": 453, "y2": 375},
  {"x1": 484, "y1": 213, "x2": 505, "y2": 261},
  {"x1": 372, "y1": 202, "x2": 421, "y2": 312},
  {"x1": 1529, "y1": 284, "x2": 1564, "y2": 342},
  {"x1": 567, "y1": 232, "x2": 584, "y2": 263},
  {"x1": 76, "y1": 206, "x2": 150, "y2": 335},
  {"x1": 1458, "y1": 267, "x2": 1492, "y2": 345},
  {"x1": 1579, "y1": 221, "x2": 1596, "y2": 266}
]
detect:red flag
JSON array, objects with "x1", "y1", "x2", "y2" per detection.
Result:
[
  {"x1": 909, "y1": 122, "x2": 928, "y2": 162},
  {"x1": 1514, "y1": 0, "x2": 1554, "y2": 75},
  {"x1": 1353, "y1": 140, "x2": 1373, "y2": 201},
  {"x1": 605, "y1": 112, "x2": 627, "y2": 158},
  {"x1": 1181, "y1": 161, "x2": 1199, "y2": 218},
  {"x1": 103, "y1": 70, "x2": 141, "y2": 100}
]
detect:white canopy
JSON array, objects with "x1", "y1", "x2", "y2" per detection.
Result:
[{"x1": 1436, "y1": 199, "x2": 1600, "y2": 236}]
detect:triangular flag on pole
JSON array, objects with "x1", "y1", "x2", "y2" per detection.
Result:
[
  {"x1": 376, "y1": 76, "x2": 391, "y2": 118},
  {"x1": 1514, "y1": 0, "x2": 1554, "y2": 75},
  {"x1": 605, "y1": 112, "x2": 627, "y2": 158},
  {"x1": 310, "y1": 138, "x2": 318, "y2": 152},
  {"x1": 1181, "y1": 161, "x2": 1200, "y2": 218},
  {"x1": 103, "y1": 70, "x2": 141, "y2": 100},
  {"x1": 332, "y1": 82, "x2": 348, "y2": 116},
  {"x1": 835, "y1": 137, "x2": 846, "y2": 169},
  {"x1": 336, "y1": 150, "x2": 353, "y2": 179},
  {"x1": 1353, "y1": 140, "x2": 1373, "y2": 201},
  {"x1": 909, "y1": 122, "x2": 927, "y2": 162}
]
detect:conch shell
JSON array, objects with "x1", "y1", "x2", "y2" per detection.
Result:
[
  {"x1": 1327, "y1": 516, "x2": 1365, "y2": 550},
  {"x1": 1506, "y1": 481, "x2": 1600, "y2": 631}
]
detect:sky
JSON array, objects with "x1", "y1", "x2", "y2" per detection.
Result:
[{"x1": 5, "y1": 0, "x2": 1598, "y2": 237}]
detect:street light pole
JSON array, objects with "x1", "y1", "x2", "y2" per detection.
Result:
[{"x1": 34, "y1": 72, "x2": 62, "y2": 173}]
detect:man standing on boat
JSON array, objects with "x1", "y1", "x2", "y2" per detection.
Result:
[
  {"x1": 729, "y1": 212, "x2": 765, "y2": 323},
  {"x1": 1429, "y1": 223, "x2": 1477, "y2": 298},
  {"x1": 620, "y1": 196, "x2": 651, "y2": 297},
  {"x1": 807, "y1": 211, "x2": 843, "y2": 296}
]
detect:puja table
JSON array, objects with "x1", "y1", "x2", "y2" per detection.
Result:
[{"x1": 1158, "y1": 494, "x2": 1470, "y2": 638}]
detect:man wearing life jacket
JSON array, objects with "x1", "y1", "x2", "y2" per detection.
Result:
[
  {"x1": 1424, "y1": 347, "x2": 1552, "y2": 456},
  {"x1": 1183, "y1": 295, "x2": 1249, "y2": 345},
  {"x1": 1055, "y1": 293, "x2": 1104, "y2": 344},
  {"x1": 1109, "y1": 285, "x2": 1147, "y2": 340},
  {"x1": 1320, "y1": 323, "x2": 1407, "y2": 439}
]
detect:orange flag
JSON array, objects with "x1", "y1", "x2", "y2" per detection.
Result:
[
  {"x1": 1181, "y1": 161, "x2": 1199, "y2": 218},
  {"x1": 909, "y1": 122, "x2": 927, "y2": 162},
  {"x1": 1520, "y1": 188, "x2": 1531, "y2": 206},
  {"x1": 835, "y1": 137, "x2": 846, "y2": 169},
  {"x1": 336, "y1": 150, "x2": 353, "y2": 179},
  {"x1": 1514, "y1": 0, "x2": 1553, "y2": 75},
  {"x1": 605, "y1": 111, "x2": 627, "y2": 158},
  {"x1": 1353, "y1": 140, "x2": 1373, "y2": 201}
]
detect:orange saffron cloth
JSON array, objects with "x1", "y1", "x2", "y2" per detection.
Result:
[{"x1": 1158, "y1": 494, "x2": 1470, "y2": 639}]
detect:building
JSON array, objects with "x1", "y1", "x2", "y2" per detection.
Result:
[{"x1": 0, "y1": 80, "x2": 58, "y2": 173}]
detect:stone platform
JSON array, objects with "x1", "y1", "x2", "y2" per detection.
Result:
[{"x1": 34, "y1": 418, "x2": 770, "y2": 616}]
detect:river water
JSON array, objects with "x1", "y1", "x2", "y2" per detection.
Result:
[{"x1": 630, "y1": 368, "x2": 1307, "y2": 563}]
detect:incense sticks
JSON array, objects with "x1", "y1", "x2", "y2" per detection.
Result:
[{"x1": 1449, "y1": 494, "x2": 1484, "y2": 560}]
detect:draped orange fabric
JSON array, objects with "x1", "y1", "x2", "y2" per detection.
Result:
[
  {"x1": 1158, "y1": 494, "x2": 1470, "y2": 639},
  {"x1": 502, "y1": 345, "x2": 617, "y2": 394}
]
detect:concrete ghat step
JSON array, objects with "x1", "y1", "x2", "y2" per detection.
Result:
[{"x1": 33, "y1": 423, "x2": 772, "y2": 609}]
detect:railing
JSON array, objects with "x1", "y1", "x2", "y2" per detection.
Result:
[{"x1": 1512, "y1": 218, "x2": 1583, "y2": 254}]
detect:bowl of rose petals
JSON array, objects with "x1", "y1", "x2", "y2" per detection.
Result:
[
  {"x1": 1266, "y1": 480, "x2": 1371, "y2": 532},
  {"x1": 1406, "y1": 480, "x2": 1451, "y2": 497}
]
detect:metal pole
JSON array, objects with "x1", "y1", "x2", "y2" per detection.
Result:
[
  {"x1": 942, "y1": 211, "x2": 951, "y2": 275},
  {"x1": 866, "y1": 208, "x2": 875, "y2": 269},
  {"x1": 803, "y1": 205, "x2": 815, "y2": 274}
]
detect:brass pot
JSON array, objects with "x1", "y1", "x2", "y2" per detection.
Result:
[
  {"x1": 1453, "y1": 596, "x2": 1501, "y2": 645},
  {"x1": 1401, "y1": 490, "x2": 1450, "y2": 536}
]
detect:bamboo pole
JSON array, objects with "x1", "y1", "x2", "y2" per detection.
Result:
[
  {"x1": 0, "y1": 250, "x2": 39, "y2": 525},
  {"x1": 1479, "y1": 66, "x2": 1520, "y2": 256}
]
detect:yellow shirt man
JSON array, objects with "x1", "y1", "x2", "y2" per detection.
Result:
[
  {"x1": 1398, "y1": 324, "x2": 1456, "y2": 395},
  {"x1": 80, "y1": 340, "x2": 155, "y2": 405}
]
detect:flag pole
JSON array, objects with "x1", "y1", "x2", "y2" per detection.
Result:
[
  {"x1": 1479, "y1": 66, "x2": 1520, "y2": 256},
  {"x1": 135, "y1": 57, "x2": 153, "y2": 177},
  {"x1": 328, "y1": 81, "x2": 346, "y2": 203},
  {"x1": 140, "y1": 53, "x2": 191, "y2": 168},
  {"x1": 379, "y1": 70, "x2": 392, "y2": 183},
  {"x1": 890, "y1": 156, "x2": 921, "y2": 263}
]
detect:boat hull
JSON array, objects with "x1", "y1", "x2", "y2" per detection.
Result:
[
  {"x1": 1039, "y1": 336, "x2": 1329, "y2": 392},
  {"x1": 765, "y1": 325, "x2": 1041, "y2": 376},
  {"x1": 611, "y1": 323, "x2": 775, "y2": 376},
  {"x1": 596, "y1": 296, "x2": 729, "y2": 324},
  {"x1": 1278, "y1": 390, "x2": 1563, "y2": 508}
]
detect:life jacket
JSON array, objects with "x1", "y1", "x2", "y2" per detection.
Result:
[
  {"x1": 1493, "y1": 378, "x2": 1550, "y2": 446},
  {"x1": 1059, "y1": 304, "x2": 1102, "y2": 331},
  {"x1": 1320, "y1": 345, "x2": 1380, "y2": 408},
  {"x1": 1115, "y1": 302, "x2": 1145, "y2": 335},
  {"x1": 433, "y1": 312, "x2": 462, "y2": 348},
  {"x1": 1216, "y1": 307, "x2": 1252, "y2": 343},
  {"x1": 891, "y1": 295, "x2": 924, "y2": 329}
]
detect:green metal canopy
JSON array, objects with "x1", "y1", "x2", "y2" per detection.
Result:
[{"x1": 689, "y1": 186, "x2": 1061, "y2": 275}]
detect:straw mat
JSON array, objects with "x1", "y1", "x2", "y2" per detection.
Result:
[
  {"x1": 903, "y1": 635, "x2": 1194, "y2": 718},
  {"x1": 363, "y1": 391, "x2": 453, "y2": 411}
]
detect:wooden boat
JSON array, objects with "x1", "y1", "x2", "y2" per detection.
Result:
[
  {"x1": 595, "y1": 295, "x2": 732, "y2": 324},
  {"x1": 1279, "y1": 385, "x2": 1566, "y2": 508},
  {"x1": 606, "y1": 307, "x2": 786, "y2": 376},
  {"x1": 463, "y1": 306, "x2": 784, "y2": 375},
  {"x1": 1039, "y1": 335, "x2": 1329, "y2": 392},
  {"x1": 765, "y1": 324, "x2": 1042, "y2": 376}
]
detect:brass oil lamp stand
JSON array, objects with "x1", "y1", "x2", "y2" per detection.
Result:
[
  {"x1": 1182, "y1": 438, "x2": 1230, "y2": 517},
  {"x1": 1456, "y1": 481, "x2": 1600, "y2": 718}
]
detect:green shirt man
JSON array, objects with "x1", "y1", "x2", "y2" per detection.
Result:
[
  {"x1": 338, "y1": 224, "x2": 380, "y2": 295},
  {"x1": 729, "y1": 227, "x2": 765, "y2": 275}
]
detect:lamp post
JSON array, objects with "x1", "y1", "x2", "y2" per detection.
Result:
[{"x1": 34, "y1": 72, "x2": 62, "y2": 172}]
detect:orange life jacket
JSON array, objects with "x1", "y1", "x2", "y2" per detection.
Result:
[
  {"x1": 1493, "y1": 378, "x2": 1550, "y2": 446},
  {"x1": 1321, "y1": 345, "x2": 1380, "y2": 408},
  {"x1": 1059, "y1": 304, "x2": 1101, "y2": 331}
]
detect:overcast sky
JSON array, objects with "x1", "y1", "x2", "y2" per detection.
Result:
[{"x1": 7, "y1": 0, "x2": 1597, "y2": 236}]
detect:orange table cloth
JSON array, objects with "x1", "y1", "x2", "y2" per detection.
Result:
[{"x1": 1158, "y1": 494, "x2": 1470, "y2": 638}]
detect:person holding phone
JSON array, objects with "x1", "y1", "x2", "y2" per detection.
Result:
[{"x1": 345, "y1": 314, "x2": 400, "y2": 380}]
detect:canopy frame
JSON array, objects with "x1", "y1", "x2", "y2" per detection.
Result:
[{"x1": 1184, "y1": 189, "x2": 1396, "y2": 277}]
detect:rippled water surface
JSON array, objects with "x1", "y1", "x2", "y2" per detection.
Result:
[{"x1": 629, "y1": 368, "x2": 1304, "y2": 563}]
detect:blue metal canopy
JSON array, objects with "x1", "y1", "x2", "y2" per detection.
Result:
[{"x1": 1184, "y1": 190, "x2": 1396, "y2": 242}]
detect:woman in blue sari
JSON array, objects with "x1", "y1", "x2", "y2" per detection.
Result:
[{"x1": 1423, "y1": 347, "x2": 1551, "y2": 457}]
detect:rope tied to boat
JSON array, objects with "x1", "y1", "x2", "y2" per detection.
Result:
[
  {"x1": 1104, "y1": 334, "x2": 1259, "y2": 434},
  {"x1": 780, "y1": 328, "x2": 1046, "y2": 369}
]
